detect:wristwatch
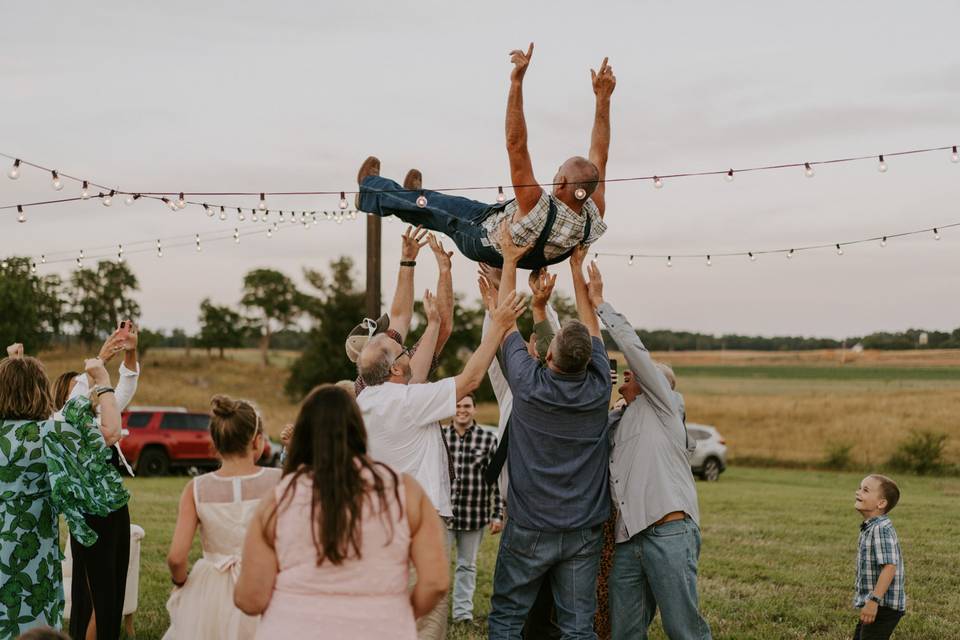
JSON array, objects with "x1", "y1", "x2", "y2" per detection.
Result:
[
  {"x1": 400, "y1": 260, "x2": 416, "y2": 267},
  {"x1": 866, "y1": 593, "x2": 882, "y2": 605}
]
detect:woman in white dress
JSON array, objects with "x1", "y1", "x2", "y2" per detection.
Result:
[{"x1": 163, "y1": 395, "x2": 281, "y2": 640}]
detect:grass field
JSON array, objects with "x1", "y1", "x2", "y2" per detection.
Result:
[{"x1": 95, "y1": 467, "x2": 960, "y2": 639}]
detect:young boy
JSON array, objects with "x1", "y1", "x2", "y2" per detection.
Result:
[{"x1": 853, "y1": 474, "x2": 906, "y2": 639}]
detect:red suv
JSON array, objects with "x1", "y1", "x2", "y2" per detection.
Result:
[{"x1": 121, "y1": 406, "x2": 276, "y2": 476}]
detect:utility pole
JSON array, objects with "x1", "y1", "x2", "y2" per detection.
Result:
[{"x1": 365, "y1": 214, "x2": 381, "y2": 319}]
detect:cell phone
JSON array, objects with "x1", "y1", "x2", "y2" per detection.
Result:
[
  {"x1": 117, "y1": 320, "x2": 131, "y2": 341},
  {"x1": 609, "y1": 358, "x2": 618, "y2": 383}
]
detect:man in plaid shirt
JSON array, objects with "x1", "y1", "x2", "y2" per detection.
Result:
[
  {"x1": 443, "y1": 393, "x2": 504, "y2": 623},
  {"x1": 853, "y1": 474, "x2": 906, "y2": 639}
]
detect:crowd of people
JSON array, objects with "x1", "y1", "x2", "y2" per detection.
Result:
[{"x1": 0, "y1": 43, "x2": 907, "y2": 640}]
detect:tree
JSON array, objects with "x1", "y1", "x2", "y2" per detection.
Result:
[
  {"x1": 241, "y1": 269, "x2": 299, "y2": 365},
  {"x1": 286, "y1": 257, "x2": 364, "y2": 398},
  {"x1": 68, "y1": 261, "x2": 140, "y2": 346},
  {"x1": 196, "y1": 299, "x2": 248, "y2": 358},
  {"x1": 0, "y1": 257, "x2": 65, "y2": 353}
]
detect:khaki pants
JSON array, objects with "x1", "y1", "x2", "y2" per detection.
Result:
[{"x1": 409, "y1": 517, "x2": 452, "y2": 640}]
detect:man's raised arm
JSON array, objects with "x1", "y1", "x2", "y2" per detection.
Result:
[
  {"x1": 588, "y1": 57, "x2": 616, "y2": 218},
  {"x1": 390, "y1": 226, "x2": 429, "y2": 341},
  {"x1": 569, "y1": 246, "x2": 601, "y2": 338},
  {"x1": 495, "y1": 221, "x2": 534, "y2": 341},
  {"x1": 505, "y1": 43, "x2": 543, "y2": 217},
  {"x1": 427, "y1": 234, "x2": 455, "y2": 353}
]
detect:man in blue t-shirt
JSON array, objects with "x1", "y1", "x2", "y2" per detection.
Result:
[{"x1": 487, "y1": 221, "x2": 612, "y2": 640}]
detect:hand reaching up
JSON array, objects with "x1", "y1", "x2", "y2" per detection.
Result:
[
  {"x1": 586, "y1": 261, "x2": 604, "y2": 309},
  {"x1": 401, "y1": 225, "x2": 429, "y2": 262},
  {"x1": 423, "y1": 290, "x2": 440, "y2": 324},
  {"x1": 497, "y1": 219, "x2": 533, "y2": 264},
  {"x1": 477, "y1": 273, "x2": 498, "y2": 314},
  {"x1": 6, "y1": 343, "x2": 23, "y2": 359},
  {"x1": 490, "y1": 290, "x2": 528, "y2": 329},
  {"x1": 427, "y1": 233, "x2": 454, "y2": 272},
  {"x1": 509, "y1": 42, "x2": 534, "y2": 83},
  {"x1": 591, "y1": 57, "x2": 616, "y2": 99},
  {"x1": 529, "y1": 269, "x2": 557, "y2": 309}
]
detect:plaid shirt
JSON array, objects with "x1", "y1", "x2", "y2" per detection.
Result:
[
  {"x1": 854, "y1": 515, "x2": 906, "y2": 611},
  {"x1": 443, "y1": 423, "x2": 504, "y2": 531},
  {"x1": 481, "y1": 192, "x2": 607, "y2": 259}
]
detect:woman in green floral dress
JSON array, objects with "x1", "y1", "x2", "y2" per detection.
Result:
[{"x1": 0, "y1": 351, "x2": 129, "y2": 637}]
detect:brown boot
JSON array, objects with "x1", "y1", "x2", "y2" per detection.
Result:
[
  {"x1": 356, "y1": 156, "x2": 381, "y2": 208},
  {"x1": 402, "y1": 169, "x2": 422, "y2": 191}
]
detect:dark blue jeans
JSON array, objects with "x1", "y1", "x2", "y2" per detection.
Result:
[
  {"x1": 489, "y1": 519, "x2": 604, "y2": 640},
  {"x1": 610, "y1": 518, "x2": 711, "y2": 640},
  {"x1": 357, "y1": 175, "x2": 505, "y2": 264}
]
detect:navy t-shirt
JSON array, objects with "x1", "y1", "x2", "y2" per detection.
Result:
[{"x1": 502, "y1": 331, "x2": 611, "y2": 531}]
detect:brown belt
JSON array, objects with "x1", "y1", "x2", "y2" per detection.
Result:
[{"x1": 654, "y1": 511, "x2": 687, "y2": 526}]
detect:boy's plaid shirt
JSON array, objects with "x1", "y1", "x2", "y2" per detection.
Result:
[
  {"x1": 443, "y1": 423, "x2": 504, "y2": 531},
  {"x1": 854, "y1": 515, "x2": 906, "y2": 611}
]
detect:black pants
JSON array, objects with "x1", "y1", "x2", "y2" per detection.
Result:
[
  {"x1": 69, "y1": 504, "x2": 131, "y2": 640},
  {"x1": 853, "y1": 606, "x2": 904, "y2": 640}
]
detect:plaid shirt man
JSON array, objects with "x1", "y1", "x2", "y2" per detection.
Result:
[
  {"x1": 854, "y1": 515, "x2": 906, "y2": 611},
  {"x1": 481, "y1": 192, "x2": 607, "y2": 260},
  {"x1": 443, "y1": 422, "x2": 504, "y2": 531}
]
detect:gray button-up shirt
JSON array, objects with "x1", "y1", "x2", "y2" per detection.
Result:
[{"x1": 597, "y1": 302, "x2": 701, "y2": 543}]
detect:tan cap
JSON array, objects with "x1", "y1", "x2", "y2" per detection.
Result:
[{"x1": 344, "y1": 314, "x2": 390, "y2": 363}]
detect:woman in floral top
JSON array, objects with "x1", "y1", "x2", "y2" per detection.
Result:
[{"x1": 0, "y1": 349, "x2": 129, "y2": 637}]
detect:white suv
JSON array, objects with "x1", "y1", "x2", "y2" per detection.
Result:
[{"x1": 686, "y1": 423, "x2": 727, "y2": 481}]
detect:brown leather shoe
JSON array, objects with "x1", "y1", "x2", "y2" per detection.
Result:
[
  {"x1": 402, "y1": 169, "x2": 422, "y2": 191},
  {"x1": 356, "y1": 156, "x2": 381, "y2": 208}
]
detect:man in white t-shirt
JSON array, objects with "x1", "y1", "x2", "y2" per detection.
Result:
[{"x1": 356, "y1": 286, "x2": 527, "y2": 640}]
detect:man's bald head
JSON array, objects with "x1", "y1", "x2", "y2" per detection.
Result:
[
  {"x1": 357, "y1": 334, "x2": 406, "y2": 387},
  {"x1": 553, "y1": 156, "x2": 600, "y2": 202}
]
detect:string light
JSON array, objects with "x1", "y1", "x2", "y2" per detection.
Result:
[
  {"x1": 878, "y1": 154, "x2": 887, "y2": 173},
  {"x1": 836, "y1": 243, "x2": 844, "y2": 255},
  {"x1": 156, "y1": 239, "x2": 163, "y2": 258},
  {"x1": 706, "y1": 254, "x2": 712, "y2": 266},
  {"x1": 267, "y1": 227, "x2": 273, "y2": 238},
  {"x1": 7, "y1": 159, "x2": 20, "y2": 180},
  {"x1": 118, "y1": 244, "x2": 124, "y2": 261},
  {"x1": 933, "y1": 228, "x2": 941, "y2": 240},
  {"x1": 804, "y1": 162, "x2": 814, "y2": 178},
  {"x1": 787, "y1": 249, "x2": 794, "y2": 259},
  {"x1": 339, "y1": 192, "x2": 348, "y2": 210},
  {"x1": 952, "y1": 146, "x2": 959, "y2": 163},
  {"x1": 81, "y1": 181, "x2": 91, "y2": 199},
  {"x1": 416, "y1": 193, "x2": 428, "y2": 208},
  {"x1": 103, "y1": 190, "x2": 114, "y2": 206},
  {"x1": 497, "y1": 186, "x2": 506, "y2": 203},
  {"x1": 653, "y1": 176, "x2": 663, "y2": 189},
  {"x1": 125, "y1": 193, "x2": 140, "y2": 206},
  {"x1": 259, "y1": 193, "x2": 267, "y2": 211},
  {"x1": 667, "y1": 256, "x2": 672, "y2": 268},
  {"x1": 30, "y1": 262, "x2": 36, "y2": 274},
  {"x1": 219, "y1": 206, "x2": 227, "y2": 221},
  {"x1": 195, "y1": 234, "x2": 201, "y2": 252},
  {"x1": 336, "y1": 213, "x2": 343, "y2": 224},
  {"x1": 204, "y1": 204, "x2": 214, "y2": 217},
  {"x1": 78, "y1": 249, "x2": 84, "y2": 267},
  {"x1": 252, "y1": 209, "x2": 259, "y2": 222},
  {"x1": 162, "y1": 197, "x2": 177, "y2": 211},
  {"x1": 237, "y1": 207, "x2": 246, "y2": 222},
  {"x1": 725, "y1": 169, "x2": 734, "y2": 182},
  {"x1": 748, "y1": 252, "x2": 756, "y2": 261},
  {"x1": 40, "y1": 255, "x2": 45, "y2": 264},
  {"x1": 51, "y1": 170, "x2": 63, "y2": 191},
  {"x1": 177, "y1": 192, "x2": 186, "y2": 209},
  {"x1": 880, "y1": 236, "x2": 887, "y2": 247},
  {"x1": 278, "y1": 211, "x2": 285, "y2": 222},
  {"x1": 628, "y1": 255, "x2": 634, "y2": 266},
  {"x1": 234, "y1": 228, "x2": 240, "y2": 243},
  {"x1": 17, "y1": 206, "x2": 25, "y2": 223}
]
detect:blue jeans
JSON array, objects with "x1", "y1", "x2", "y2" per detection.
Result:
[
  {"x1": 358, "y1": 175, "x2": 505, "y2": 264},
  {"x1": 489, "y1": 519, "x2": 603, "y2": 640},
  {"x1": 609, "y1": 518, "x2": 711, "y2": 640},
  {"x1": 447, "y1": 528, "x2": 485, "y2": 620}
]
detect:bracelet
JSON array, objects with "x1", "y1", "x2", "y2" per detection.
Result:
[
  {"x1": 94, "y1": 386, "x2": 115, "y2": 397},
  {"x1": 400, "y1": 260, "x2": 416, "y2": 267}
]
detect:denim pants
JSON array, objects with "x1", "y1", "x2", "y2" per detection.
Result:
[
  {"x1": 447, "y1": 528, "x2": 485, "y2": 620},
  {"x1": 489, "y1": 519, "x2": 604, "y2": 640},
  {"x1": 610, "y1": 518, "x2": 711, "y2": 640}
]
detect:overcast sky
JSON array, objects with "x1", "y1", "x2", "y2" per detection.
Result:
[{"x1": 3, "y1": 1, "x2": 959, "y2": 338}]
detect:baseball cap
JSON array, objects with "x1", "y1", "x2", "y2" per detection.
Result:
[{"x1": 344, "y1": 314, "x2": 390, "y2": 363}]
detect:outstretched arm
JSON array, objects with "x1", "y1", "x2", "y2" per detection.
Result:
[
  {"x1": 391, "y1": 226, "x2": 429, "y2": 341},
  {"x1": 427, "y1": 234, "x2": 454, "y2": 353},
  {"x1": 569, "y1": 246, "x2": 601, "y2": 338},
  {"x1": 496, "y1": 220, "x2": 534, "y2": 340},
  {"x1": 409, "y1": 291, "x2": 441, "y2": 384},
  {"x1": 506, "y1": 43, "x2": 543, "y2": 217},
  {"x1": 589, "y1": 58, "x2": 616, "y2": 217}
]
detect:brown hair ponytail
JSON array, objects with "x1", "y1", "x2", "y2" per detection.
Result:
[{"x1": 209, "y1": 395, "x2": 261, "y2": 456}]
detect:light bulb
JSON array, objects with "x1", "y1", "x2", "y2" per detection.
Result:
[
  {"x1": 952, "y1": 146, "x2": 959, "y2": 163},
  {"x1": 259, "y1": 193, "x2": 267, "y2": 211},
  {"x1": 196, "y1": 235, "x2": 202, "y2": 252},
  {"x1": 81, "y1": 181, "x2": 90, "y2": 199},
  {"x1": 17, "y1": 206, "x2": 26, "y2": 223},
  {"x1": 30, "y1": 262, "x2": 36, "y2": 274},
  {"x1": 125, "y1": 194, "x2": 135, "y2": 206},
  {"x1": 653, "y1": 176, "x2": 663, "y2": 189},
  {"x1": 177, "y1": 193, "x2": 186, "y2": 209},
  {"x1": 497, "y1": 186, "x2": 506, "y2": 203},
  {"x1": 8, "y1": 159, "x2": 20, "y2": 180},
  {"x1": 836, "y1": 243, "x2": 844, "y2": 256},
  {"x1": 706, "y1": 255, "x2": 713, "y2": 266},
  {"x1": 238, "y1": 207, "x2": 246, "y2": 222},
  {"x1": 252, "y1": 209, "x2": 259, "y2": 222},
  {"x1": 787, "y1": 249, "x2": 794, "y2": 259},
  {"x1": 666, "y1": 256, "x2": 672, "y2": 268},
  {"x1": 725, "y1": 169, "x2": 734, "y2": 182},
  {"x1": 1, "y1": 259, "x2": 8, "y2": 269},
  {"x1": 337, "y1": 214, "x2": 343, "y2": 224},
  {"x1": 51, "y1": 170, "x2": 63, "y2": 191},
  {"x1": 205, "y1": 204, "x2": 213, "y2": 217},
  {"x1": 880, "y1": 236, "x2": 887, "y2": 248},
  {"x1": 117, "y1": 253, "x2": 124, "y2": 264},
  {"x1": 40, "y1": 255, "x2": 45, "y2": 264},
  {"x1": 279, "y1": 211, "x2": 285, "y2": 222},
  {"x1": 76, "y1": 257, "x2": 82, "y2": 268},
  {"x1": 628, "y1": 255, "x2": 634, "y2": 266},
  {"x1": 804, "y1": 162, "x2": 814, "y2": 178},
  {"x1": 103, "y1": 190, "x2": 114, "y2": 207},
  {"x1": 416, "y1": 194, "x2": 428, "y2": 208},
  {"x1": 164, "y1": 197, "x2": 177, "y2": 211},
  {"x1": 267, "y1": 228, "x2": 273, "y2": 238},
  {"x1": 339, "y1": 192, "x2": 348, "y2": 210},
  {"x1": 156, "y1": 240, "x2": 162, "y2": 258},
  {"x1": 933, "y1": 228, "x2": 941, "y2": 240},
  {"x1": 118, "y1": 244, "x2": 124, "y2": 258},
  {"x1": 878, "y1": 155, "x2": 887, "y2": 173},
  {"x1": 234, "y1": 228, "x2": 240, "y2": 243},
  {"x1": 749, "y1": 252, "x2": 756, "y2": 262},
  {"x1": 219, "y1": 206, "x2": 227, "y2": 221}
]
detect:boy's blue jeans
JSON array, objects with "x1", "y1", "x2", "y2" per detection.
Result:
[
  {"x1": 488, "y1": 519, "x2": 604, "y2": 640},
  {"x1": 610, "y1": 518, "x2": 712, "y2": 640}
]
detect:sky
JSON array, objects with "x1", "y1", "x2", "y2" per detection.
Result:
[{"x1": 2, "y1": 1, "x2": 959, "y2": 339}]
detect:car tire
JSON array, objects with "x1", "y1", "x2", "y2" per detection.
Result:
[
  {"x1": 138, "y1": 447, "x2": 170, "y2": 477},
  {"x1": 701, "y1": 457, "x2": 721, "y2": 482}
]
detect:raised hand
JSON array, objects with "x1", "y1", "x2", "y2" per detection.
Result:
[
  {"x1": 97, "y1": 331, "x2": 126, "y2": 364},
  {"x1": 570, "y1": 244, "x2": 590, "y2": 270},
  {"x1": 6, "y1": 343, "x2": 24, "y2": 359},
  {"x1": 509, "y1": 42, "x2": 534, "y2": 83},
  {"x1": 423, "y1": 290, "x2": 440, "y2": 324},
  {"x1": 528, "y1": 269, "x2": 557, "y2": 309},
  {"x1": 478, "y1": 263, "x2": 503, "y2": 291},
  {"x1": 280, "y1": 423, "x2": 294, "y2": 447},
  {"x1": 84, "y1": 358, "x2": 110, "y2": 387},
  {"x1": 427, "y1": 233, "x2": 454, "y2": 272},
  {"x1": 497, "y1": 219, "x2": 534, "y2": 264},
  {"x1": 491, "y1": 290, "x2": 528, "y2": 328},
  {"x1": 401, "y1": 225, "x2": 430, "y2": 262},
  {"x1": 591, "y1": 57, "x2": 616, "y2": 99},
  {"x1": 123, "y1": 321, "x2": 139, "y2": 352},
  {"x1": 477, "y1": 274, "x2": 498, "y2": 314},
  {"x1": 586, "y1": 260, "x2": 604, "y2": 308}
]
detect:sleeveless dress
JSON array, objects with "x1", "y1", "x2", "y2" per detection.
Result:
[
  {"x1": 163, "y1": 468, "x2": 282, "y2": 640},
  {"x1": 256, "y1": 465, "x2": 415, "y2": 640}
]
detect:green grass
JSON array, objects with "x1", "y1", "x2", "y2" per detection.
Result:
[
  {"x1": 673, "y1": 365, "x2": 960, "y2": 381},
  {"x1": 97, "y1": 467, "x2": 960, "y2": 639}
]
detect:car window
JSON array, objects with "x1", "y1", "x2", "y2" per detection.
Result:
[
  {"x1": 186, "y1": 414, "x2": 211, "y2": 432},
  {"x1": 160, "y1": 413, "x2": 211, "y2": 431},
  {"x1": 126, "y1": 412, "x2": 151, "y2": 428},
  {"x1": 688, "y1": 428, "x2": 712, "y2": 441}
]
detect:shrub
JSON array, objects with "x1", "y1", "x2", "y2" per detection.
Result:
[
  {"x1": 887, "y1": 430, "x2": 948, "y2": 475},
  {"x1": 823, "y1": 442, "x2": 854, "y2": 470}
]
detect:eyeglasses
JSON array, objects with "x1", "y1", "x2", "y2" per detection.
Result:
[{"x1": 389, "y1": 347, "x2": 411, "y2": 367}]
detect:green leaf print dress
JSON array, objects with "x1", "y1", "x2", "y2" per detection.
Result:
[{"x1": 0, "y1": 396, "x2": 130, "y2": 637}]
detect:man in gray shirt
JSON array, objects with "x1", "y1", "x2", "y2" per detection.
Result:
[{"x1": 578, "y1": 259, "x2": 712, "y2": 640}]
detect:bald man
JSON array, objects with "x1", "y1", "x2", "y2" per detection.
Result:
[{"x1": 356, "y1": 44, "x2": 616, "y2": 270}]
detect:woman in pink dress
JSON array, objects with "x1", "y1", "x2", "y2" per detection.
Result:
[{"x1": 235, "y1": 384, "x2": 448, "y2": 639}]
